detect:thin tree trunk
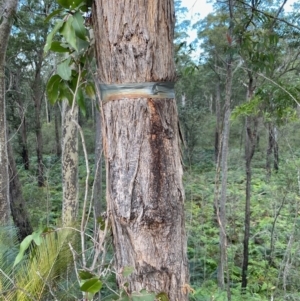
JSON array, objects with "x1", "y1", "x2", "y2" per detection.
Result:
[
  {"x1": 94, "y1": 107, "x2": 102, "y2": 218},
  {"x1": 61, "y1": 101, "x2": 79, "y2": 226},
  {"x1": 214, "y1": 79, "x2": 221, "y2": 164},
  {"x1": 0, "y1": 0, "x2": 18, "y2": 224},
  {"x1": 93, "y1": 1, "x2": 189, "y2": 299},
  {"x1": 266, "y1": 123, "x2": 274, "y2": 179},
  {"x1": 7, "y1": 141, "x2": 33, "y2": 241},
  {"x1": 273, "y1": 126, "x2": 279, "y2": 172},
  {"x1": 217, "y1": 3, "x2": 233, "y2": 295},
  {"x1": 55, "y1": 103, "x2": 62, "y2": 157},
  {"x1": 241, "y1": 73, "x2": 258, "y2": 291},
  {"x1": 32, "y1": 54, "x2": 44, "y2": 187}
]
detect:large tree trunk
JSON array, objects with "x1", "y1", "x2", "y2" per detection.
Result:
[
  {"x1": 7, "y1": 141, "x2": 33, "y2": 241},
  {"x1": 61, "y1": 101, "x2": 79, "y2": 226},
  {"x1": 0, "y1": 0, "x2": 18, "y2": 224},
  {"x1": 93, "y1": 1, "x2": 189, "y2": 299}
]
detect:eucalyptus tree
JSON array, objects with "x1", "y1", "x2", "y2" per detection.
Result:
[
  {"x1": 92, "y1": 1, "x2": 189, "y2": 298},
  {"x1": 0, "y1": 0, "x2": 18, "y2": 224}
]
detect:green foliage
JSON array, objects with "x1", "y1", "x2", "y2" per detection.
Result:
[{"x1": 44, "y1": 0, "x2": 95, "y2": 112}]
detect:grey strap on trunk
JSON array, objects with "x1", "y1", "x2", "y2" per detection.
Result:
[{"x1": 99, "y1": 82, "x2": 175, "y2": 102}]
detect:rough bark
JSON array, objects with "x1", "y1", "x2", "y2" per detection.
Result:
[
  {"x1": 0, "y1": 0, "x2": 18, "y2": 224},
  {"x1": 93, "y1": 1, "x2": 189, "y2": 299},
  {"x1": 61, "y1": 101, "x2": 79, "y2": 226},
  {"x1": 7, "y1": 141, "x2": 33, "y2": 241}
]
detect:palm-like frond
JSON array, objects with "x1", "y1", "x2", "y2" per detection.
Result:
[{"x1": 1, "y1": 228, "x2": 79, "y2": 301}]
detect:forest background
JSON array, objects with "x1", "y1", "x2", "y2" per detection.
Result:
[{"x1": 1, "y1": 0, "x2": 300, "y2": 300}]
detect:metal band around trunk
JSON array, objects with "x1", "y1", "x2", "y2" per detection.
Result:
[{"x1": 99, "y1": 82, "x2": 175, "y2": 102}]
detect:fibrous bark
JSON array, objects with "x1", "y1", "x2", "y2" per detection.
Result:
[
  {"x1": 0, "y1": 0, "x2": 18, "y2": 224},
  {"x1": 93, "y1": 1, "x2": 189, "y2": 299},
  {"x1": 61, "y1": 101, "x2": 79, "y2": 226}
]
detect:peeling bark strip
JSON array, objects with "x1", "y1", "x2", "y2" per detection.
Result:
[{"x1": 93, "y1": 0, "x2": 189, "y2": 299}]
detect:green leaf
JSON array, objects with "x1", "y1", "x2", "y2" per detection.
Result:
[
  {"x1": 80, "y1": 278, "x2": 102, "y2": 294},
  {"x1": 45, "y1": 8, "x2": 64, "y2": 23},
  {"x1": 50, "y1": 41, "x2": 69, "y2": 53},
  {"x1": 57, "y1": 58, "x2": 72, "y2": 81},
  {"x1": 156, "y1": 292, "x2": 170, "y2": 301},
  {"x1": 61, "y1": 16, "x2": 78, "y2": 51},
  {"x1": 79, "y1": 270, "x2": 95, "y2": 280},
  {"x1": 72, "y1": 11, "x2": 87, "y2": 40},
  {"x1": 13, "y1": 235, "x2": 33, "y2": 267},
  {"x1": 122, "y1": 266, "x2": 134, "y2": 277},
  {"x1": 44, "y1": 20, "x2": 64, "y2": 53},
  {"x1": 76, "y1": 38, "x2": 90, "y2": 53},
  {"x1": 32, "y1": 231, "x2": 42, "y2": 246},
  {"x1": 46, "y1": 74, "x2": 63, "y2": 105},
  {"x1": 132, "y1": 290, "x2": 156, "y2": 301},
  {"x1": 60, "y1": 82, "x2": 74, "y2": 103},
  {"x1": 76, "y1": 88, "x2": 86, "y2": 116},
  {"x1": 85, "y1": 82, "x2": 96, "y2": 100}
]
